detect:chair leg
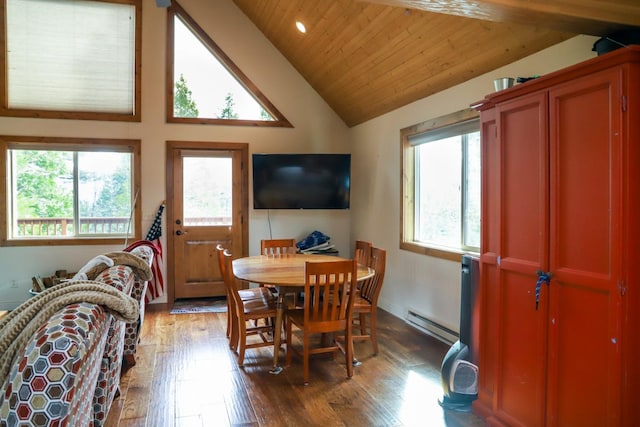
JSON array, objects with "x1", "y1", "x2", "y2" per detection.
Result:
[
  {"x1": 359, "y1": 313, "x2": 367, "y2": 335},
  {"x1": 303, "y1": 333, "x2": 310, "y2": 386},
  {"x1": 237, "y1": 324, "x2": 247, "y2": 367},
  {"x1": 345, "y1": 326, "x2": 354, "y2": 379},
  {"x1": 226, "y1": 294, "x2": 231, "y2": 338},
  {"x1": 278, "y1": 317, "x2": 287, "y2": 347},
  {"x1": 285, "y1": 319, "x2": 293, "y2": 366},
  {"x1": 370, "y1": 310, "x2": 379, "y2": 355},
  {"x1": 229, "y1": 305, "x2": 239, "y2": 351}
]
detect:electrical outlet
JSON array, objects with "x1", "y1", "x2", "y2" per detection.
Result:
[{"x1": 11, "y1": 280, "x2": 18, "y2": 288}]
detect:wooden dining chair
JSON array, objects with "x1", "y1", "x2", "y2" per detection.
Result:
[
  {"x1": 215, "y1": 244, "x2": 273, "y2": 351},
  {"x1": 285, "y1": 259, "x2": 358, "y2": 385},
  {"x1": 261, "y1": 238, "x2": 297, "y2": 257},
  {"x1": 351, "y1": 247, "x2": 387, "y2": 355},
  {"x1": 260, "y1": 238, "x2": 299, "y2": 305},
  {"x1": 221, "y1": 249, "x2": 279, "y2": 367},
  {"x1": 354, "y1": 240, "x2": 372, "y2": 266}
]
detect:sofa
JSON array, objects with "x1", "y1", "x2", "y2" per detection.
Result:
[{"x1": 0, "y1": 244, "x2": 153, "y2": 427}]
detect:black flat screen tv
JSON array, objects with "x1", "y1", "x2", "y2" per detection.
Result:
[{"x1": 252, "y1": 153, "x2": 351, "y2": 209}]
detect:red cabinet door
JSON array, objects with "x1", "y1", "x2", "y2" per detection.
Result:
[
  {"x1": 492, "y1": 91, "x2": 550, "y2": 427},
  {"x1": 546, "y1": 67, "x2": 623, "y2": 427},
  {"x1": 476, "y1": 109, "x2": 499, "y2": 418}
]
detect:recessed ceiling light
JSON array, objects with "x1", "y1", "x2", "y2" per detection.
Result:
[{"x1": 295, "y1": 21, "x2": 306, "y2": 33}]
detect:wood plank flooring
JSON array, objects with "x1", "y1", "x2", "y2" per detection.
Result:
[{"x1": 106, "y1": 304, "x2": 486, "y2": 427}]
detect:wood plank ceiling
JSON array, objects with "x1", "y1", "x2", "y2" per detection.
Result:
[{"x1": 232, "y1": 0, "x2": 640, "y2": 127}]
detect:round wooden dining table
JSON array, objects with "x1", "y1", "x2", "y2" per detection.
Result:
[{"x1": 232, "y1": 253, "x2": 374, "y2": 374}]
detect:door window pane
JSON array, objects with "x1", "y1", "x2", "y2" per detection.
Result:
[{"x1": 183, "y1": 156, "x2": 232, "y2": 226}]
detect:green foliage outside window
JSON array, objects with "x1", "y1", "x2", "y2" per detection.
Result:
[
  {"x1": 12, "y1": 149, "x2": 133, "y2": 237},
  {"x1": 16, "y1": 150, "x2": 73, "y2": 219},
  {"x1": 174, "y1": 74, "x2": 199, "y2": 117},
  {"x1": 218, "y1": 92, "x2": 239, "y2": 119}
]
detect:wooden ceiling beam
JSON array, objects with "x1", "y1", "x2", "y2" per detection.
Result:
[{"x1": 358, "y1": 0, "x2": 640, "y2": 36}]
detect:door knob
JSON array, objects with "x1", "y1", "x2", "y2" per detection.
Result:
[
  {"x1": 176, "y1": 230, "x2": 183, "y2": 236},
  {"x1": 535, "y1": 270, "x2": 553, "y2": 279}
]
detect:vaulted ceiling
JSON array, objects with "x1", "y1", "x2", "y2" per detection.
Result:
[{"x1": 232, "y1": 0, "x2": 640, "y2": 127}]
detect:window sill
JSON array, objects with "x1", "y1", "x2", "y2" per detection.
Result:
[
  {"x1": 2, "y1": 236, "x2": 139, "y2": 247},
  {"x1": 400, "y1": 241, "x2": 478, "y2": 262}
]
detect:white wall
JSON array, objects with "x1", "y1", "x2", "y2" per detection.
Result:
[
  {"x1": 350, "y1": 35, "x2": 600, "y2": 332},
  {"x1": 0, "y1": 0, "x2": 351, "y2": 309}
]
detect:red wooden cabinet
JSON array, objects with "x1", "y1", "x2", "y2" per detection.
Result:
[{"x1": 474, "y1": 47, "x2": 640, "y2": 427}]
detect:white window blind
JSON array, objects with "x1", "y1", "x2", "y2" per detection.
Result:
[{"x1": 6, "y1": 0, "x2": 135, "y2": 113}]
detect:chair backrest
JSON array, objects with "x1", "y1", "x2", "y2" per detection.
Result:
[
  {"x1": 303, "y1": 259, "x2": 358, "y2": 331},
  {"x1": 216, "y1": 244, "x2": 227, "y2": 277},
  {"x1": 360, "y1": 247, "x2": 387, "y2": 305},
  {"x1": 221, "y1": 249, "x2": 242, "y2": 311},
  {"x1": 261, "y1": 238, "x2": 297, "y2": 256},
  {"x1": 354, "y1": 240, "x2": 372, "y2": 266}
]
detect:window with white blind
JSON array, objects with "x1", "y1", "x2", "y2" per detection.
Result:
[
  {"x1": 1, "y1": 0, "x2": 141, "y2": 121},
  {"x1": 401, "y1": 109, "x2": 481, "y2": 259}
]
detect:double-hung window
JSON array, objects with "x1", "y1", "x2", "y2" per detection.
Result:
[
  {"x1": 401, "y1": 109, "x2": 480, "y2": 259},
  {"x1": 1, "y1": 136, "x2": 141, "y2": 246}
]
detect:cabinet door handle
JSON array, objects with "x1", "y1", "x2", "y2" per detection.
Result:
[{"x1": 535, "y1": 270, "x2": 552, "y2": 310}]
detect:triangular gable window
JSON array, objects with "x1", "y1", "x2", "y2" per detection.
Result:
[{"x1": 167, "y1": 1, "x2": 291, "y2": 127}]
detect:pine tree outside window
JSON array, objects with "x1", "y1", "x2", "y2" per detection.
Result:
[{"x1": 166, "y1": 1, "x2": 291, "y2": 127}]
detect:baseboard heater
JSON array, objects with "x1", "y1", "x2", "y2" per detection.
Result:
[{"x1": 406, "y1": 309, "x2": 458, "y2": 345}]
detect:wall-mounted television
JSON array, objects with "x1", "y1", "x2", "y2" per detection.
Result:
[{"x1": 252, "y1": 153, "x2": 351, "y2": 209}]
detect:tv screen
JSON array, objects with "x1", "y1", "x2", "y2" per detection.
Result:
[{"x1": 252, "y1": 154, "x2": 351, "y2": 209}]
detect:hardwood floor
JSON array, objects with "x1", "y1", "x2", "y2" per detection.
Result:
[{"x1": 106, "y1": 304, "x2": 486, "y2": 427}]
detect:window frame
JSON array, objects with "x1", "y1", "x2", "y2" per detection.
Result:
[
  {"x1": 1, "y1": 135, "x2": 142, "y2": 247},
  {"x1": 0, "y1": 0, "x2": 142, "y2": 122},
  {"x1": 166, "y1": 1, "x2": 292, "y2": 127},
  {"x1": 400, "y1": 108, "x2": 480, "y2": 261}
]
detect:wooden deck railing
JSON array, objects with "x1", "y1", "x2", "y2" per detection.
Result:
[
  {"x1": 184, "y1": 217, "x2": 231, "y2": 226},
  {"x1": 17, "y1": 217, "x2": 131, "y2": 236},
  {"x1": 16, "y1": 216, "x2": 232, "y2": 236}
]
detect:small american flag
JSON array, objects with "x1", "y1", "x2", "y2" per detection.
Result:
[{"x1": 145, "y1": 203, "x2": 165, "y2": 303}]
